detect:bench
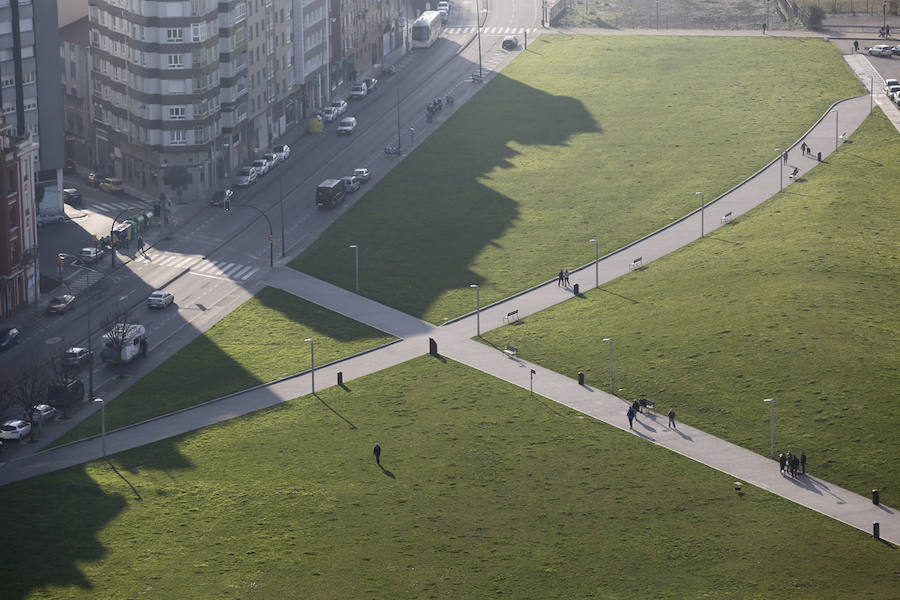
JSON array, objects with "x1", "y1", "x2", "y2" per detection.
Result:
[
  {"x1": 629, "y1": 256, "x2": 643, "y2": 271},
  {"x1": 503, "y1": 309, "x2": 519, "y2": 323},
  {"x1": 471, "y1": 72, "x2": 483, "y2": 83},
  {"x1": 720, "y1": 211, "x2": 733, "y2": 224},
  {"x1": 638, "y1": 397, "x2": 655, "y2": 411},
  {"x1": 503, "y1": 345, "x2": 518, "y2": 357}
]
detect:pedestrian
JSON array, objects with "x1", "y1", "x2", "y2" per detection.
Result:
[
  {"x1": 793, "y1": 455, "x2": 800, "y2": 477},
  {"x1": 783, "y1": 150, "x2": 788, "y2": 164},
  {"x1": 668, "y1": 408, "x2": 676, "y2": 429},
  {"x1": 853, "y1": 39, "x2": 859, "y2": 52},
  {"x1": 800, "y1": 451, "x2": 806, "y2": 475},
  {"x1": 373, "y1": 443, "x2": 382, "y2": 466},
  {"x1": 762, "y1": 22, "x2": 767, "y2": 35},
  {"x1": 626, "y1": 406, "x2": 636, "y2": 429},
  {"x1": 779, "y1": 452, "x2": 786, "y2": 473},
  {"x1": 801, "y1": 141, "x2": 807, "y2": 154},
  {"x1": 563, "y1": 269, "x2": 570, "y2": 286},
  {"x1": 807, "y1": 146, "x2": 813, "y2": 158},
  {"x1": 632, "y1": 399, "x2": 641, "y2": 414},
  {"x1": 557, "y1": 269, "x2": 564, "y2": 286},
  {"x1": 124, "y1": 235, "x2": 130, "y2": 250},
  {"x1": 137, "y1": 235, "x2": 144, "y2": 253}
]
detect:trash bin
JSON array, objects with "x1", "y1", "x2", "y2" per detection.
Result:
[
  {"x1": 429, "y1": 338, "x2": 438, "y2": 356},
  {"x1": 573, "y1": 283, "x2": 580, "y2": 295},
  {"x1": 577, "y1": 371, "x2": 584, "y2": 385},
  {"x1": 337, "y1": 371, "x2": 343, "y2": 386},
  {"x1": 873, "y1": 522, "x2": 880, "y2": 539},
  {"x1": 873, "y1": 489, "x2": 880, "y2": 505},
  {"x1": 817, "y1": 151, "x2": 822, "y2": 161}
]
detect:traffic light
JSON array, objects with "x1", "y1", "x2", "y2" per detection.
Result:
[
  {"x1": 268, "y1": 235, "x2": 273, "y2": 245},
  {"x1": 224, "y1": 197, "x2": 231, "y2": 212},
  {"x1": 57, "y1": 253, "x2": 64, "y2": 267}
]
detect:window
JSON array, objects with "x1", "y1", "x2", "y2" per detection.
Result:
[
  {"x1": 191, "y1": 23, "x2": 203, "y2": 42},
  {"x1": 167, "y1": 28, "x2": 184, "y2": 42},
  {"x1": 169, "y1": 130, "x2": 187, "y2": 145},
  {"x1": 169, "y1": 106, "x2": 186, "y2": 120},
  {"x1": 167, "y1": 54, "x2": 184, "y2": 68}
]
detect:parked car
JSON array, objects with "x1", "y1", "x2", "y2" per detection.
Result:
[
  {"x1": 251, "y1": 158, "x2": 270, "y2": 176},
  {"x1": 437, "y1": 0, "x2": 450, "y2": 13},
  {"x1": 63, "y1": 346, "x2": 93, "y2": 367},
  {"x1": 99, "y1": 177, "x2": 124, "y2": 193},
  {"x1": 234, "y1": 166, "x2": 258, "y2": 187},
  {"x1": 341, "y1": 175, "x2": 361, "y2": 193},
  {"x1": 0, "y1": 420, "x2": 31, "y2": 441},
  {"x1": 64, "y1": 158, "x2": 77, "y2": 174},
  {"x1": 78, "y1": 247, "x2": 104, "y2": 264},
  {"x1": 322, "y1": 106, "x2": 338, "y2": 122},
  {"x1": 867, "y1": 45, "x2": 892, "y2": 57},
  {"x1": 37, "y1": 213, "x2": 66, "y2": 227},
  {"x1": 350, "y1": 82, "x2": 368, "y2": 99},
  {"x1": 32, "y1": 404, "x2": 57, "y2": 423},
  {"x1": 353, "y1": 168, "x2": 371, "y2": 182},
  {"x1": 364, "y1": 77, "x2": 378, "y2": 92},
  {"x1": 147, "y1": 290, "x2": 175, "y2": 308},
  {"x1": 330, "y1": 99, "x2": 348, "y2": 115},
  {"x1": 380, "y1": 63, "x2": 397, "y2": 76},
  {"x1": 209, "y1": 188, "x2": 234, "y2": 207},
  {"x1": 63, "y1": 187, "x2": 83, "y2": 207},
  {"x1": 337, "y1": 116, "x2": 358, "y2": 134},
  {"x1": 272, "y1": 144, "x2": 291, "y2": 162},
  {"x1": 502, "y1": 35, "x2": 519, "y2": 50},
  {"x1": 262, "y1": 151, "x2": 279, "y2": 167},
  {"x1": 48, "y1": 294, "x2": 76, "y2": 314},
  {"x1": 47, "y1": 378, "x2": 85, "y2": 409},
  {"x1": 884, "y1": 78, "x2": 899, "y2": 91},
  {"x1": 0, "y1": 327, "x2": 20, "y2": 351},
  {"x1": 87, "y1": 171, "x2": 103, "y2": 187},
  {"x1": 892, "y1": 46, "x2": 900, "y2": 56}
]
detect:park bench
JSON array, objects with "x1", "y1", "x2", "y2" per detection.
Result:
[
  {"x1": 503, "y1": 309, "x2": 519, "y2": 323},
  {"x1": 638, "y1": 397, "x2": 654, "y2": 411},
  {"x1": 503, "y1": 345, "x2": 518, "y2": 357},
  {"x1": 629, "y1": 256, "x2": 643, "y2": 271},
  {"x1": 721, "y1": 211, "x2": 733, "y2": 224}
]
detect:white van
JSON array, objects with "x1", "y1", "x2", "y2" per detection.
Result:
[{"x1": 100, "y1": 324, "x2": 148, "y2": 365}]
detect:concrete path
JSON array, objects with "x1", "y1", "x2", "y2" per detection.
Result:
[{"x1": 1, "y1": 93, "x2": 896, "y2": 544}]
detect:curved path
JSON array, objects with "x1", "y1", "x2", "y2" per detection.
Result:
[{"x1": 2, "y1": 90, "x2": 896, "y2": 542}]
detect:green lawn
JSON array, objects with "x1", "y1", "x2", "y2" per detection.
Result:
[
  {"x1": 482, "y1": 110, "x2": 900, "y2": 497},
  {"x1": 290, "y1": 35, "x2": 862, "y2": 324},
  {"x1": 52, "y1": 286, "x2": 394, "y2": 446},
  {"x1": 1, "y1": 357, "x2": 894, "y2": 599}
]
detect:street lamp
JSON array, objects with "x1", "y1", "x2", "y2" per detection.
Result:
[
  {"x1": 884, "y1": 0, "x2": 887, "y2": 33},
  {"x1": 349, "y1": 244, "x2": 359, "y2": 294},
  {"x1": 469, "y1": 284, "x2": 480, "y2": 336},
  {"x1": 602, "y1": 337, "x2": 613, "y2": 394},
  {"x1": 764, "y1": 398, "x2": 774, "y2": 458},
  {"x1": 59, "y1": 253, "x2": 99, "y2": 401},
  {"x1": 833, "y1": 109, "x2": 839, "y2": 150},
  {"x1": 474, "y1": 0, "x2": 483, "y2": 79},
  {"x1": 695, "y1": 191, "x2": 705, "y2": 237},
  {"x1": 589, "y1": 238, "x2": 599, "y2": 288},
  {"x1": 94, "y1": 397, "x2": 106, "y2": 458},
  {"x1": 774, "y1": 148, "x2": 784, "y2": 192},
  {"x1": 305, "y1": 338, "x2": 315, "y2": 394},
  {"x1": 530, "y1": 368, "x2": 536, "y2": 396}
]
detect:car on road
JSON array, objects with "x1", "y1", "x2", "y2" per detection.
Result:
[
  {"x1": 364, "y1": 77, "x2": 378, "y2": 92},
  {"x1": 892, "y1": 45, "x2": 900, "y2": 56},
  {"x1": 437, "y1": 1, "x2": 450, "y2": 12},
  {"x1": 234, "y1": 166, "x2": 258, "y2": 187},
  {"x1": 0, "y1": 420, "x2": 31, "y2": 441},
  {"x1": 147, "y1": 290, "x2": 175, "y2": 308},
  {"x1": 502, "y1": 35, "x2": 518, "y2": 50},
  {"x1": 32, "y1": 404, "x2": 57, "y2": 423},
  {"x1": 63, "y1": 346, "x2": 93, "y2": 367},
  {"x1": 251, "y1": 158, "x2": 270, "y2": 177},
  {"x1": 867, "y1": 44, "x2": 893, "y2": 57},
  {"x1": 262, "y1": 151, "x2": 279, "y2": 167},
  {"x1": 48, "y1": 294, "x2": 76, "y2": 314},
  {"x1": 63, "y1": 187, "x2": 83, "y2": 207},
  {"x1": 887, "y1": 85, "x2": 900, "y2": 101},
  {"x1": 885, "y1": 78, "x2": 899, "y2": 91},
  {"x1": 353, "y1": 168, "x2": 371, "y2": 182},
  {"x1": 330, "y1": 99, "x2": 348, "y2": 115},
  {"x1": 99, "y1": 177, "x2": 124, "y2": 193},
  {"x1": 78, "y1": 247, "x2": 104, "y2": 264},
  {"x1": 209, "y1": 188, "x2": 234, "y2": 207},
  {"x1": 337, "y1": 116, "x2": 357, "y2": 134},
  {"x1": 350, "y1": 82, "x2": 368, "y2": 99},
  {"x1": 64, "y1": 158, "x2": 77, "y2": 174},
  {"x1": 87, "y1": 171, "x2": 103, "y2": 187},
  {"x1": 341, "y1": 175, "x2": 361, "y2": 193},
  {"x1": 272, "y1": 144, "x2": 291, "y2": 162},
  {"x1": 0, "y1": 327, "x2": 20, "y2": 351},
  {"x1": 322, "y1": 106, "x2": 338, "y2": 122},
  {"x1": 37, "y1": 213, "x2": 66, "y2": 227}
]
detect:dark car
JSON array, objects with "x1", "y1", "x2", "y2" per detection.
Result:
[
  {"x1": 365, "y1": 77, "x2": 378, "y2": 92},
  {"x1": 502, "y1": 35, "x2": 518, "y2": 50},
  {"x1": 208, "y1": 188, "x2": 234, "y2": 207},
  {"x1": 87, "y1": 171, "x2": 103, "y2": 187},
  {"x1": 48, "y1": 294, "x2": 76, "y2": 314},
  {"x1": 63, "y1": 187, "x2": 83, "y2": 207},
  {"x1": 0, "y1": 327, "x2": 20, "y2": 351},
  {"x1": 64, "y1": 158, "x2": 77, "y2": 174}
]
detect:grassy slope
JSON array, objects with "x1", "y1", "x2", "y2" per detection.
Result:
[
  {"x1": 291, "y1": 35, "x2": 862, "y2": 324},
  {"x1": 1, "y1": 357, "x2": 895, "y2": 599},
  {"x1": 53, "y1": 287, "x2": 394, "y2": 445},
  {"x1": 483, "y1": 110, "x2": 900, "y2": 497}
]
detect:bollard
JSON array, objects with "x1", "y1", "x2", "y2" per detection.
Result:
[
  {"x1": 524, "y1": 31, "x2": 527, "y2": 49},
  {"x1": 429, "y1": 337, "x2": 438, "y2": 356},
  {"x1": 873, "y1": 522, "x2": 880, "y2": 539},
  {"x1": 573, "y1": 283, "x2": 580, "y2": 295},
  {"x1": 337, "y1": 371, "x2": 343, "y2": 386},
  {"x1": 817, "y1": 151, "x2": 822, "y2": 161},
  {"x1": 577, "y1": 371, "x2": 585, "y2": 385},
  {"x1": 872, "y1": 489, "x2": 880, "y2": 505}
]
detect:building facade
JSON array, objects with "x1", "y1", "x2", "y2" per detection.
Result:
[
  {"x1": 334, "y1": 0, "x2": 405, "y2": 88},
  {"x1": 60, "y1": 17, "x2": 94, "y2": 169},
  {"x1": 292, "y1": 0, "x2": 328, "y2": 117}
]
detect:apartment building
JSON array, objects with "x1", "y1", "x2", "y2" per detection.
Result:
[
  {"x1": 332, "y1": 0, "x2": 405, "y2": 89},
  {"x1": 59, "y1": 17, "x2": 94, "y2": 168},
  {"x1": 292, "y1": 0, "x2": 328, "y2": 116}
]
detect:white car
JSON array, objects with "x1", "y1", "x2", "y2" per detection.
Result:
[
  {"x1": 867, "y1": 45, "x2": 892, "y2": 57},
  {"x1": 322, "y1": 107, "x2": 338, "y2": 122},
  {"x1": 261, "y1": 152, "x2": 279, "y2": 167},
  {"x1": 63, "y1": 346, "x2": 93, "y2": 367},
  {"x1": 148, "y1": 290, "x2": 175, "y2": 308},
  {"x1": 251, "y1": 158, "x2": 270, "y2": 176},
  {"x1": 341, "y1": 175, "x2": 361, "y2": 192},
  {"x1": 884, "y1": 78, "x2": 899, "y2": 91},
  {"x1": 272, "y1": 144, "x2": 291, "y2": 162},
  {"x1": 350, "y1": 82, "x2": 368, "y2": 99},
  {"x1": 234, "y1": 166, "x2": 257, "y2": 186},
  {"x1": 0, "y1": 419, "x2": 32, "y2": 440},
  {"x1": 337, "y1": 117, "x2": 357, "y2": 134},
  {"x1": 437, "y1": 1, "x2": 450, "y2": 12},
  {"x1": 330, "y1": 99, "x2": 348, "y2": 115},
  {"x1": 78, "y1": 247, "x2": 104, "y2": 264},
  {"x1": 353, "y1": 168, "x2": 371, "y2": 182},
  {"x1": 32, "y1": 404, "x2": 57, "y2": 423}
]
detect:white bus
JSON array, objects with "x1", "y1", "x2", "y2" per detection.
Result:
[{"x1": 411, "y1": 11, "x2": 443, "y2": 48}]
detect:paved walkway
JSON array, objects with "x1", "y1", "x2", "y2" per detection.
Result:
[{"x1": 1, "y1": 93, "x2": 896, "y2": 543}]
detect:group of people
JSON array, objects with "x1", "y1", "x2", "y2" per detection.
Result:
[
  {"x1": 557, "y1": 269, "x2": 570, "y2": 286},
  {"x1": 779, "y1": 449, "x2": 806, "y2": 477},
  {"x1": 625, "y1": 401, "x2": 676, "y2": 430}
]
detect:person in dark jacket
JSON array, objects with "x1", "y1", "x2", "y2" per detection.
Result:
[{"x1": 373, "y1": 443, "x2": 382, "y2": 466}]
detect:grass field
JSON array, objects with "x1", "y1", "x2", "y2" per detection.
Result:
[
  {"x1": 52, "y1": 287, "x2": 394, "y2": 446},
  {"x1": 482, "y1": 109, "x2": 900, "y2": 497},
  {"x1": 1, "y1": 357, "x2": 895, "y2": 599},
  {"x1": 290, "y1": 36, "x2": 862, "y2": 324}
]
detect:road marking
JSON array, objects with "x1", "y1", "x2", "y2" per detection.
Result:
[
  {"x1": 45, "y1": 336, "x2": 63, "y2": 345},
  {"x1": 119, "y1": 290, "x2": 135, "y2": 301}
]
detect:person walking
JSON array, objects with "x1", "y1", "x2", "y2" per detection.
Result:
[
  {"x1": 790, "y1": 454, "x2": 799, "y2": 478},
  {"x1": 626, "y1": 406, "x2": 636, "y2": 429},
  {"x1": 779, "y1": 452, "x2": 787, "y2": 473},
  {"x1": 853, "y1": 39, "x2": 859, "y2": 53},
  {"x1": 668, "y1": 408, "x2": 676, "y2": 429},
  {"x1": 137, "y1": 235, "x2": 145, "y2": 254},
  {"x1": 373, "y1": 443, "x2": 382, "y2": 466},
  {"x1": 782, "y1": 150, "x2": 788, "y2": 164},
  {"x1": 557, "y1": 269, "x2": 564, "y2": 286},
  {"x1": 801, "y1": 142, "x2": 807, "y2": 154},
  {"x1": 762, "y1": 22, "x2": 767, "y2": 35},
  {"x1": 800, "y1": 451, "x2": 807, "y2": 475},
  {"x1": 632, "y1": 399, "x2": 641, "y2": 414},
  {"x1": 563, "y1": 269, "x2": 570, "y2": 286}
]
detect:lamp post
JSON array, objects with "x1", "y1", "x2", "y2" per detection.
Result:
[
  {"x1": 59, "y1": 254, "x2": 99, "y2": 401},
  {"x1": 474, "y1": 0, "x2": 483, "y2": 79},
  {"x1": 775, "y1": 148, "x2": 784, "y2": 192},
  {"x1": 470, "y1": 284, "x2": 481, "y2": 336},
  {"x1": 764, "y1": 398, "x2": 774, "y2": 457},
  {"x1": 94, "y1": 397, "x2": 106, "y2": 458},
  {"x1": 305, "y1": 338, "x2": 315, "y2": 394},
  {"x1": 349, "y1": 244, "x2": 359, "y2": 294},
  {"x1": 589, "y1": 238, "x2": 599, "y2": 288},
  {"x1": 834, "y1": 109, "x2": 839, "y2": 150},
  {"x1": 602, "y1": 337, "x2": 613, "y2": 394},
  {"x1": 656, "y1": 0, "x2": 660, "y2": 29},
  {"x1": 766, "y1": 0, "x2": 769, "y2": 33},
  {"x1": 884, "y1": 0, "x2": 887, "y2": 32},
  {"x1": 280, "y1": 178, "x2": 286, "y2": 258},
  {"x1": 695, "y1": 191, "x2": 705, "y2": 237},
  {"x1": 530, "y1": 368, "x2": 536, "y2": 396}
]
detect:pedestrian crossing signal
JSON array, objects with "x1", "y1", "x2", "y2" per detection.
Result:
[{"x1": 224, "y1": 198, "x2": 231, "y2": 212}]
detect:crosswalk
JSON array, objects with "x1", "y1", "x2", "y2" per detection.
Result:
[
  {"x1": 137, "y1": 251, "x2": 260, "y2": 281},
  {"x1": 444, "y1": 26, "x2": 538, "y2": 35},
  {"x1": 88, "y1": 199, "x2": 152, "y2": 216}
]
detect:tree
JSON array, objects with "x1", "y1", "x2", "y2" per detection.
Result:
[
  {"x1": 102, "y1": 310, "x2": 143, "y2": 378},
  {"x1": 48, "y1": 354, "x2": 81, "y2": 419},
  {"x1": 162, "y1": 165, "x2": 192, "y2": 204},
  {"x1": 12, "y1": 362, "x2": 47, "y2": 442},
  {"x1": 807, "y1": 5, "x2": 826, "y2": 28}
]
